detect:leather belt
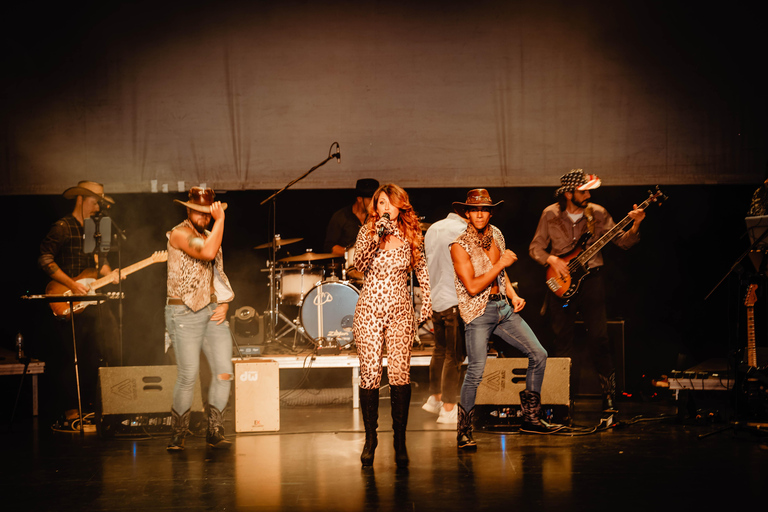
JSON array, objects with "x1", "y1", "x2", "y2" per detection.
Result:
[
  {"x1": 166, "y1": 294, "x2": 217, "y2": 306},
  {"x1": 488, "y1": 293, "x2": 504, "y2": 302}
]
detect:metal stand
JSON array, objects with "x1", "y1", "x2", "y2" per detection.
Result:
[
  {"x1": 258, "y1": 142, "x2": 341, "y2": 349},
  {"x1": 21, "y1": 293, "x2": 110, "y2": 434}
]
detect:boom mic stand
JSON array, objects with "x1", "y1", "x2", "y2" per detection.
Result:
[{"x1": 260, "y1": 142, "x2": 341, "y2": 348}]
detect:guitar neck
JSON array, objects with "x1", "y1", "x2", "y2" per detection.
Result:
[
  {"x1": 747, "y1": 306, "x2": 757, "y2": 367},
  {"x1": 576, "y1": 196, "x2": 654, "y2": 265},
  {"x1": 88, "y1": 255, "x2": 160, "y2": 291}
]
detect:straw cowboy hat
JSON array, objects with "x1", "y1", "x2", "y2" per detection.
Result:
[
  {"x1": 62, "y1": 181, "x2": 115, "y2": 204},
  {"x1": 452, "y1": 188, "x2": 503, "y2": 217},
  {"x1": 174, "y1": 187, "x2": 228, "y2": 213}
]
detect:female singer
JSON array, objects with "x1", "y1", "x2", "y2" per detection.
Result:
[{"x1": 353, "y1": 183, "x2": 432, "y2": 468}]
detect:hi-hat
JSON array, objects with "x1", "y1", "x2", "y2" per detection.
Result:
[
  {"x1": 278, "y1": 251, "x2": 337, "y2": 263},
  {"x1": 254, "y1": 237, "x2": 303, "y2": 249},
  {"x1": 420, "y1": 221, "x2": 432, "y2": 231}
]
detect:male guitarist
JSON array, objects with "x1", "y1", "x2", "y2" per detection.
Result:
[
  {"x1": 38, "y1": 180, "x2": 119, "y2": 429},
  {"x1": 529, "y1": 169, "x2": 645, "y2": 413}
]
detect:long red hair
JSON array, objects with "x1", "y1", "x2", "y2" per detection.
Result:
[{"x1": 366, "y1": 183, "x2": 424, "y2": 269}]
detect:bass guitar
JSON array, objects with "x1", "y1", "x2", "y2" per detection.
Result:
[
  {"x1": 545, "y1": 187, "x2": 666, "y2": 299},
  {"x1": 46, "y1": 250, "x2": 167, "y2": 318}
]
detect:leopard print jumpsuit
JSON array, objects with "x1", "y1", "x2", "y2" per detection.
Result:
[{"x1": 353, "y1": 225, "x2": 431, "y2": 389}]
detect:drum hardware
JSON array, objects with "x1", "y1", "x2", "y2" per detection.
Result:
[{"x1": 257, "y1": 142, "x2": 342, "y2": 349}]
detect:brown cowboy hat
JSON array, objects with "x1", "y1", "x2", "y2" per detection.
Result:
[
  {"x1": 62, "y1": 181, "x2": 115, "y2": 204},
  {"x1": 174, "y1": 186, "x2": 228, "y2": 213},
  {"x1": 452, "y1": 188, "x2": 503, "y2": 217}
]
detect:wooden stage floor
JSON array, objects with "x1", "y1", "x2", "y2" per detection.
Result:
[{"x1": 1, "y1": 387, "x2": 767, "y2": 511}]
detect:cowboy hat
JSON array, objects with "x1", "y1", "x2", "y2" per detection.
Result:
[
  {"x1": 452, "y1": 189, "x2": 503, "y2": 217},
  {"x1": 62, "y1": 181, "x2": 115, "y2": 204},
  {"x1": 555, "y1": 169, "x2": 601, "y2": 197},
  {"x1": 174, "y1": 186, "x2": 228, "y2": 213}
]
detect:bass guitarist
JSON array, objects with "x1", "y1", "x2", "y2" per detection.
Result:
[
  {"x1": 529, "y1": 169, "x2": 645, "y2": 413},
  {"x1": 38, "y1": 180, "x2": 119, "y2": 430}
]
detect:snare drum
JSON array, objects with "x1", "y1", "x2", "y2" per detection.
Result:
[
  {"x1": 300, "y1": 281, "x2": 360, "y2": 347},
  {"x1": 279, "y1": 264, "x2": 324, "y2": 305}
]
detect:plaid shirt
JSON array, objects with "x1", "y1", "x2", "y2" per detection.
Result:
[{"x1": 39, "y1": 214, "x2": 102, "y2": 278}]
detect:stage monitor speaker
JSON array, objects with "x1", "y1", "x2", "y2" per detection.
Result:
[
  {"x1": 97, "y1": 365, "x2": 204, "y2": 436},
  {"x1": 475, "y1": 357, "x2": 571, "y2": 405},
  {"x1": 234, "y1": 360, "x2": 280, "y2": 432}
]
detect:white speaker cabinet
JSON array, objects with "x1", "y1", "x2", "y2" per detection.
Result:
[{"x1": 234, "y1": 360, "x2": 280, "y2": 432}]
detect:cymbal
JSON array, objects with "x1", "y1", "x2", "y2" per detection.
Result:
[
  {"x1": 278, "y1": 251, "x2": 338, "y2": 263},
  {"x1": 420, "y1": 222, "x2": 432, "y2": 231},
  {"x1": 254, "y1": 237, "x2": 303, "y2": 250}
]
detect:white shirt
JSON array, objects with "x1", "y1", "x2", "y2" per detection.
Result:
[{"x1": 424, "y1": 212, "x2": 467, "y2": 312}]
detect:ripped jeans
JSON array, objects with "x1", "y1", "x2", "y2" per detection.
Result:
[{"x1": 165, "y1": 302, "x2": 233, "y2": 413}]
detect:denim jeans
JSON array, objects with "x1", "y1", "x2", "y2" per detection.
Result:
[
  {"x1": 165, "y1": 303, "x2": 233, "y2": 413},
  {"x1": 460, "y1": 298, "x2": 547, "y2": 411}
]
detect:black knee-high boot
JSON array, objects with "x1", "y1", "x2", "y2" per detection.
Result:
[
  {"x1": 389, "y1": 384, "x2": 411, "y2": 468},
  {"x1": 359, "y1": 387, "x2": 379, "y2": 466}
]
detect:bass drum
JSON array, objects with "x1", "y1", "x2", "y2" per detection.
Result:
[{"x1": 300, "y1": 281, "x2": 360, "y2": 348}]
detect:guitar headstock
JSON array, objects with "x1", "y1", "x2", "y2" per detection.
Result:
[
  {"x1": 645, "y1": 186, "x2": 668, "y2": 208},
  {"x1": 152, "y1": 250, "x2": 168, "y2": 263},
  {"x1": 745, "y1": 283, "x2": 758, "y2": 307}
]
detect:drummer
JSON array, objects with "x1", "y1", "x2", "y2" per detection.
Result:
[{"x1": 323, "y1": 178, "x2": 379, "y2": 256}]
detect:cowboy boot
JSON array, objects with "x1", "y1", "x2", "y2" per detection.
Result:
[
  {"x1": 167, "y1": 408, "x2": 190, "y2": 451},
  {"x1": 599, "y1": 372, "x2": 618, "y2": 413},
  {"x1": 519, "y1": 390, "x2": 556, "y2": 434},
  {"x1": 390, "y1": 384, "x2": 411, "y2": 468},
  {"x1": 359, "y1": 387, "x2": 379, "y2": 466},
  {"x1": 456, "y1": 404, "x2": 477, "y2": 450},
  {"x1": 206, "y1": 405, "x2": 232, "y2": 449}
]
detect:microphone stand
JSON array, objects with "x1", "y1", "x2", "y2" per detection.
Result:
[{"x1": 260, "y1": 142, "x2": 340, "y2": 348}]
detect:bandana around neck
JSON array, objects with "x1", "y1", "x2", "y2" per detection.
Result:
[{"x1": 466, "y1": 223, "x2": 493, "y2": 250}]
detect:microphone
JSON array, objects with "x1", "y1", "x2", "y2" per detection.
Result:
[
  {"x1": 334, "y1": 143, "x2": 341, "y2": 163},
  {"x1": 378, "y1": 213, "x2": 390, "y2": 238}
]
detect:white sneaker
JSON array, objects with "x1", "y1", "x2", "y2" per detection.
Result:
[
  {"x1": 421, "y1": 395, "x2": 443, "y2": 414},
  {"x1": 437, "y1": 406, "x2": 458, "y2": 424}
]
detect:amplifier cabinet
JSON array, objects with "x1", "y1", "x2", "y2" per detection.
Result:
[
  {"x1": 234, "y1": 360, "x2": 280, "y2": 432},
  {"x1": 97, "y1": 365, "x2": 204, "y2": 436},
  {"x1": 475, "y1": 357, "x2": 571, "y2": 405}
]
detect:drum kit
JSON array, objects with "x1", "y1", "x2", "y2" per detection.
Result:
[
  {"x1": 256, "y1": 220, "x2": 435, "y2": 352},
  {"x1": 257, "y1": 235, "x2": 362, "y2": 352}
]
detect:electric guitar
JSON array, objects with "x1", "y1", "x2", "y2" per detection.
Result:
[
  {"x1": 545, "y1": 187, "x2": 666, "y2": 299},
  {"x1": 46, "y1": 250, "x2": 167, "y2": 318},
  {"x1": 745, "y1": 284, "x2": 759, "y2": 368}
]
